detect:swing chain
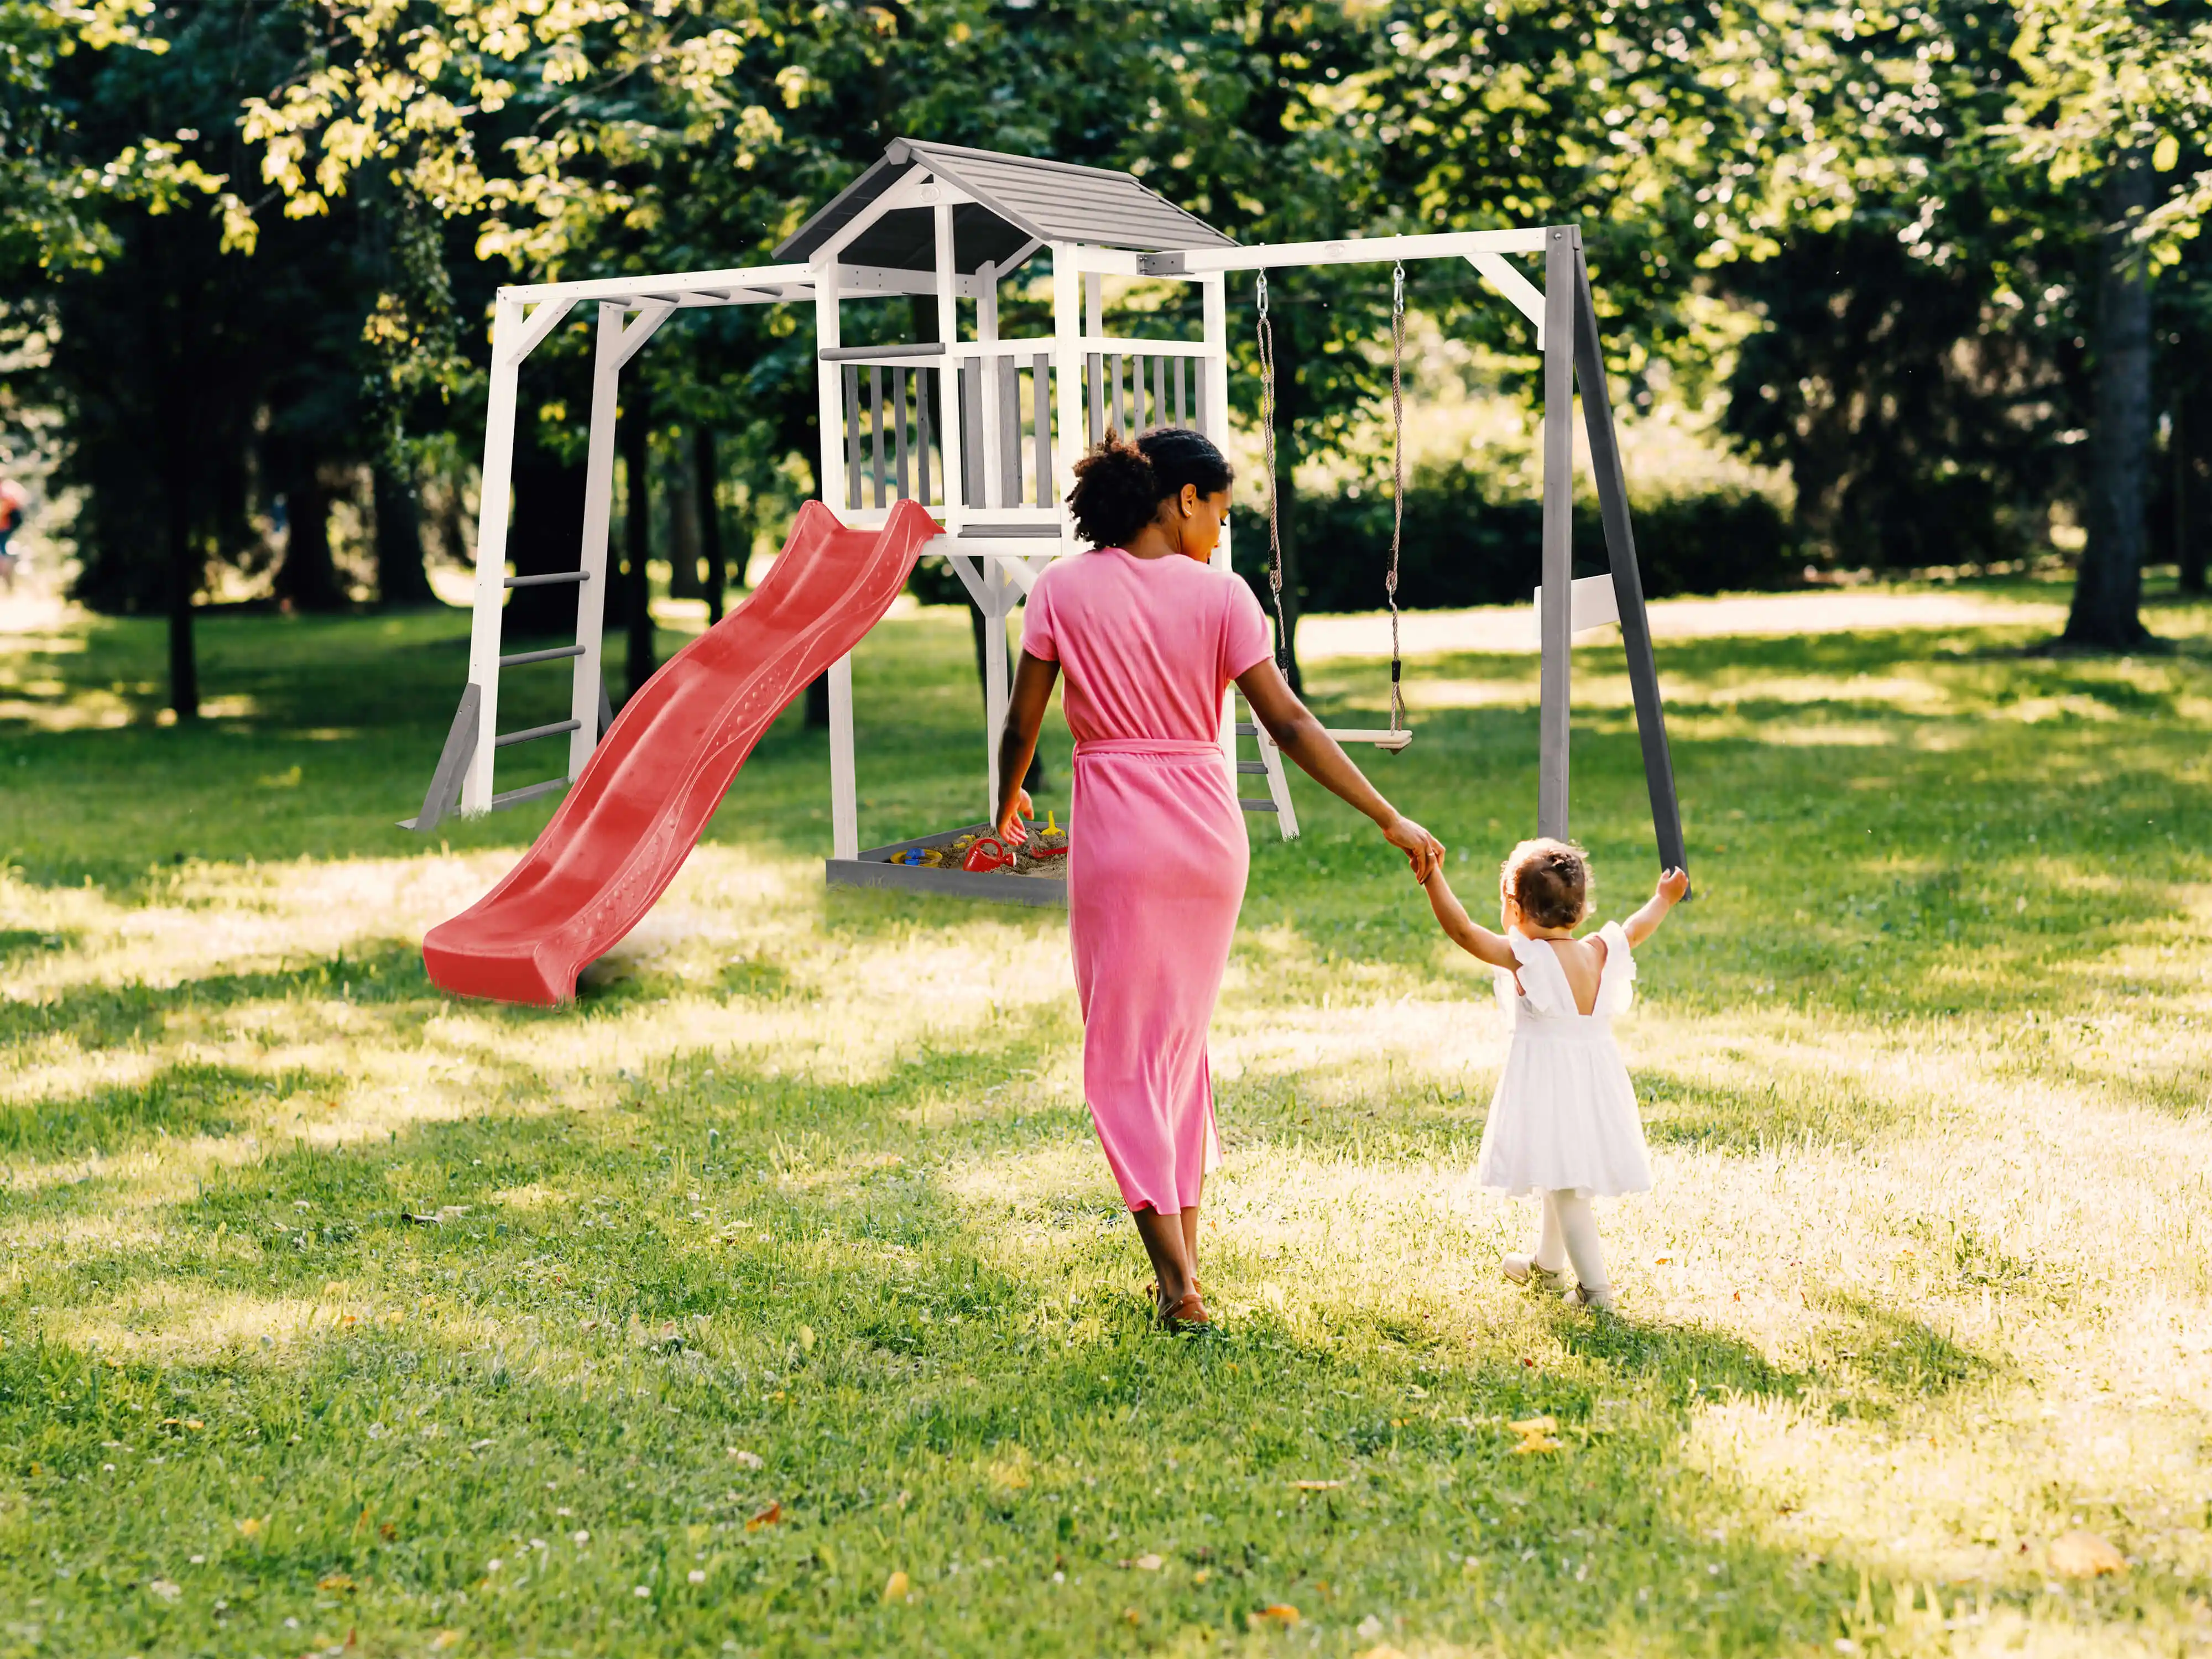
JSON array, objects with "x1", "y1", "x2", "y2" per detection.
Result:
[
  {"x1": 1256, "y1": 270, "x2": 1290, "y2": 674},
  {"x1": 1387, "y1": 260, "x2": 1406, "y2": 733}
]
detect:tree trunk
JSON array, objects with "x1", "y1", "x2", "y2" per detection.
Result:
[
  {"x1": 667, "y1": 426, "x2": 703, "y2": 598},
  {"x1": 165, "y1": 446, "x2": 199, "y2": 720},
  {"x1": 274, "y1": 469, "x2": 346, "y2": 611},
  {"x1": 1269, "y1": 309, "x2": 1307, "y2": 692},
  {"x1": 696, "y1": 424, "x2": 726, "y2": 624},
  {"x1": 373, "y1": 462, "x2": 436, "y2": 606},
  {"x1": 623, "y1": 381, "x2": 656, "y2": 700},
  {"x1": 2064, "y1": 155, "x2": 2157, "y2": 649}
]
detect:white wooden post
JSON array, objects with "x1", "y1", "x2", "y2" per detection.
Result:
[
  {"x1": 1084, "y1": 271, "x2": 1103, "y2": 340},
  {"x1": 815, "y1": 262, "x2": 860, "y2": 861},
  {"x1": 934, "y1": 201, "x2": 964, "y2": 526},
  {"x1": 463, "y1": 296, "x2": 526, "y2": 813},
  {"x1": 567, "y1": 301, "x2": 624, "y2": 777},
  {"x1": 1051, "y1": 243, "x2": 1083, "y2": 544},
  {"x1": 983, "y1": 565, "x2": 1011, "y2": 820}
]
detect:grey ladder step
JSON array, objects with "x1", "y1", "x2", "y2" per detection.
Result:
[
  {"x1": 505, "y1": 570, "x2": 589, "y2": 588},
  {"x1": 494, "y1": 718, "x2": 582, "y2": 749},
  {"x1": 1235, "y1": 722, "x2": 1259, "y2": 737},
  {"x1": 1235, "y1": 760, "x2": 1269, "y2": 774},
  {"x1": 499, "y1": 644, "x2": 586, "y2": 667},
  {"x1": 489, "y1": 776, "x2": 568, "y2": 810},
  {"x1": 1239, "y1": 799, "x2": 1280, "y2": 813}
]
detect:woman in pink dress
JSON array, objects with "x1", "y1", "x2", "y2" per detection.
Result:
[{"x1": 994, "y1": 429, "x2": 1443, "y2": 1330}]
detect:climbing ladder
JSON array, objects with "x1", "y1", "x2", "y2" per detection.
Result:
[{"x1": 1233, "y1": 692, "x2": 1298, "y2": 837}]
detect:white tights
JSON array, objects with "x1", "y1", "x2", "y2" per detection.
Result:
[{"x1": 1532, "y1": 1189, "x2": 1610, "y2": 1296}]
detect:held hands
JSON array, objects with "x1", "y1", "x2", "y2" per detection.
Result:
[
  {"x1": 996, "y1": 789, "x2": 1035, "y2": 847},
  {"x1": 1381, "y1": 813, "x2": 1446, "y2": 883}
]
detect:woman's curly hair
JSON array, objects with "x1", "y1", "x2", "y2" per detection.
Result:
[
  {"x1": 1500, "y1": 837, "x2": 1592, "y2": 931},
  {"x1": 1066, "y1": 426, "x2": 1234, "y2": 549}
]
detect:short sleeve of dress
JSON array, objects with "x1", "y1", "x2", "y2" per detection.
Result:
[
  {"x1": 1595, "y1": 921, "x2": 1637, "y2": 1016},
  {"x1": 1020, "y1": 569, "x2": 1059, "y2": 662},
  {"x1": 1219, "y1": 576, "x2": 1273, "y2": 681}
]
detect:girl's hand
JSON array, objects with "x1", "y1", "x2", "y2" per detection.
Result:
[
  {"x1": 1382, "y1": 813, "x2": 1444, "y2": 882},
  {"x1": 997, "y1": 789, "x2": 1035, "y2": 846},
  {"x1": 1655, "y1": 867, "x2": 1690, "y2": 906}
]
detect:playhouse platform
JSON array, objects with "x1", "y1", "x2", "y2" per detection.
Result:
[{"x1": 826, "y1": 822, "x2": 1070, "y2": 909}]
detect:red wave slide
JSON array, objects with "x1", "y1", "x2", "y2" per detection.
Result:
[{"x1": 424, "y1": 498, "x2": 941, "y2": 1005}]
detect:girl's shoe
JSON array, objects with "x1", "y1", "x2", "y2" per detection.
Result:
[
  {"x1": 1563, "y1": 1282, "x2": 1617, "y2": 1313},
  {"x1": 1502, "y1": 1253, "x2": 1570, "y2": 1291},
  {"x1": 1159, "y1": 1290, "x2": 1213, "y2": 1332}
]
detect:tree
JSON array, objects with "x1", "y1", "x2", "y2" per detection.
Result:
[{"x1": 2007, "y1": 0, "x2": 2212, "y2": 646}]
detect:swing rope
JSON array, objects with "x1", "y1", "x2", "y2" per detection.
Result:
[
  {"x1": 1386, "y1": 260, "x2": 1406, "y2": 735},
  {"x1": 1253, "y1": 263, "x2": 1409, "y2": 731}
]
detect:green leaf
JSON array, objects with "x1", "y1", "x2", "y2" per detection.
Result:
[{"x1": 2153, "y1": 133, "x2": 2180, "y2": 173}]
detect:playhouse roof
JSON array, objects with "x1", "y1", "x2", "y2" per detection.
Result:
[{"x1": 774, "y1": 139, "x2": 1235, "y2": 274}]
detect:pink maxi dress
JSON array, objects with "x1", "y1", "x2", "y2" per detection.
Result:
[{"x1": 1020, "y1": 549, "x2": 1274, "y2": 1214}]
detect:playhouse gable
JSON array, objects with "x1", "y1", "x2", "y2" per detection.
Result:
[{"x1": 774, "y1": 138, "x2": 1235, "y2": 275}]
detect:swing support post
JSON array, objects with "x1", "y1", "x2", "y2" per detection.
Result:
[
  {"x1": 1537, "y1": 228, "x2": 1577, "y2": 841},
  {"x1": 1569, "y1": 231, "x2": 1688, "y2": 884}
]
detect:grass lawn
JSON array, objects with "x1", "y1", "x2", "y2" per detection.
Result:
[{"x1": 2, "y1": 577, "x2": 2210, "y2": 1657}]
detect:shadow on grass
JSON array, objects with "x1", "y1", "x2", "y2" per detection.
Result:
[
  {"x1": 0, "y1": 939, "x2": 436, "y2": 1051},
  {"x1": 0, "y1": 1061, "x2": 338, "y2": 1162}
]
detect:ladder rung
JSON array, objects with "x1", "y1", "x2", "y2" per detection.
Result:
[
  {"x1": 1234, "y1": 722, "x2": 1259, "y2": 737},
  {"x1": 490, "y1": 777, "x2": 569, "y2": 810},
  {"x1": 1240, "y1": 799, "x2": 1280, "y2": 813},
  {"x1": 505, "y1": 570, "x2": 590, "y2": 588},
  {"x1": 1235, "y1": 761, "x2": 1269, "y2": 774},
  {"x1": 499, "y1": 645, "x2": 586, "y2": 667},
  {"x1": 494, "y1": 718, "x2": 582, "y2": 749}
]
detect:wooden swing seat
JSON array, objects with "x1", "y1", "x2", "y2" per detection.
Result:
[{"x1": 1322, "y1": 727, "x2": 1414, "y2": 752}]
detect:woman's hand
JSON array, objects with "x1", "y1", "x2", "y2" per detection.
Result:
[
  {"x1": 997, "y1": 789, "x2": 1035, "y2": 846},
  {"x1": 1381, "y1": 813, "x2": 1444, "y2": 882},
  {"x1": 1655, "y1": 866, "x2": 1690, "y2": 906}
]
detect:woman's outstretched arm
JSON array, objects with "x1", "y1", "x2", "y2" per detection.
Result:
[
  {"x1": 994, "y1": 649, "x2": 1061, "y2": 842},
  {"x1": 1234, "y1": 657, "x2": 1443, "y2": 881}
]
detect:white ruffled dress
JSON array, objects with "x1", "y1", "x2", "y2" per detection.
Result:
[{"x1": 1474, "y1": 922, "x2": 1654, "y2": 1198}]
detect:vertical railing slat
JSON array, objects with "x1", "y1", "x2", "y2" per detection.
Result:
[
  {"x1": 842, "y1": 364, "x2": 863, "y2": 510},
  {"x1": 1086, "y1": 353, "x2": 1104, "y2": 446},
  {"x1": 1152, "y1": 356, "x2": 1166, "y2": 431},
  {"x1": 999, "y1": 355, "x2": 1021, "y2": 507},
  {"x1": 869, "y1": 366, "x2": 886, "y2": 509},
  {"x1": 894, "y1": 367, "x2": 912, "y2": 500},
  {"x1": 1032, "y1": 353, "x2": 1051, "y2": 503},
  {"x1": 918, "y1": 367, "x2": 934, "y2": 503}
]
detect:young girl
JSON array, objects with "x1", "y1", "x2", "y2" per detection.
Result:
[{"x1": 1421, "y1": 840, "x2": 1688, "y2": 1310}]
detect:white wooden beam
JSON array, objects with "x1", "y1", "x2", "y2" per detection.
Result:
[
  {"x1": 1470, "y1": 251, "x2": 1547, "y2": 348},
  {"x1": 567, "y1": 302, "x2": 625, "y2": 779},
  {"x1": 463, "y1": 298, "x2": 526, "y2": 812},
  {"x1": 1143, "y1": 227, "x2": 1555, "y2": 276}
]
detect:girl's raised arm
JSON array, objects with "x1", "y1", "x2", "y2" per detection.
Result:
[
  {"x1": 1623, "y1": 868, "x2": 1691, "y2": 947},
  {"x1": 1421, "y1": 866, "x2": 1517, "y2": 968}
]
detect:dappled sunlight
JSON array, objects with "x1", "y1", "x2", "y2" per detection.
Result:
[{"x1": 3, "y1": 593, "x2": 2209, "y2": 1654}]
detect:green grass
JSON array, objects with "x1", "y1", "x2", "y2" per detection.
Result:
[{"x1": 1, "y1": 578, "x2": 2209, "y2": 1657}]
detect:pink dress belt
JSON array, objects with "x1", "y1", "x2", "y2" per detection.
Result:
[{"x1": 1073, "y1": 739, "x2": 1222, "y2": 758}]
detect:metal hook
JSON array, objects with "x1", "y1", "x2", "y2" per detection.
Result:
[
  {"x1": 1256, "y1": 270, "x2": 1269, "y2": 320},
  {"x1": 1392, "y1": 261, "x2": 1405, "y2": 315}
]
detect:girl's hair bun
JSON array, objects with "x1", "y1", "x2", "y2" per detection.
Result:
[
  {"x1": 1066, "y1": 426, "x2": 1234, "y2": 549},
  {"x1": 1500, "y1": 837, "x2": 1593, "y2": 930}
]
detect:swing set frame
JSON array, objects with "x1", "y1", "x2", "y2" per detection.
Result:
[{"x1": 415, "y1": 139, "x2": 1686, "y2": 893}]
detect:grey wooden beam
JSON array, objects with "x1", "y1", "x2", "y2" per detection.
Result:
[
  {"x1": 401, "y1": 682, "x2": 481, "y2": 833},
  {"x1": 1537, "y1": 227, "x2": 1576, "y2": 840},
  {"x1": 1569, "y1": 237, "x2": 1689, "y2": 889}
]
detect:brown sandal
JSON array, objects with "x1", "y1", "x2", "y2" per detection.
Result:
[{"x1": 1158, "y1": 1290, "x2": 1212, "y2": 1332}]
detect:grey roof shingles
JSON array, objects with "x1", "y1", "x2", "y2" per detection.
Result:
[{"x1": 774, "y1": 139, "x2": 1234, "y2": 272}]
